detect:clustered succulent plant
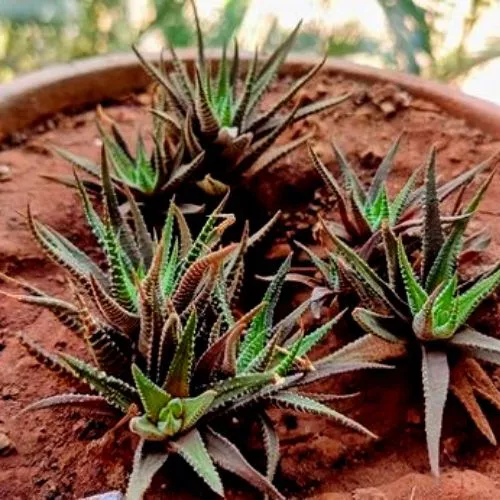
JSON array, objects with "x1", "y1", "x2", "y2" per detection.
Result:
[
  {"x1": 305, "y1": 148, "x2": 500, "y2": 474},
  {"x1": 3, "y1": 2, "x2": 500, "y2": 497},
  {"x1": 51, "y1": 0, "x2": 348, "y2": 218},
  {"x1": 2, "y1": 151, "x2": 387, "y2": 499},
  {"x1": 308, "y1": 138, "x2": 491, "y2": 251}
]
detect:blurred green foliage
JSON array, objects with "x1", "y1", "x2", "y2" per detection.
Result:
[
  {"x1": 0, "y1": 0, "x2": 133, "y2": 80},
  {"x1": 0, "y1": 0, "x2": 252, "y2": 81},
  {"x1": 1, "y1": 0, "x2": 500, "y2": 83}
]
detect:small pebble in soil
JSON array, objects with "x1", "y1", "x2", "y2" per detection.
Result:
[
  {"x1": 406, "y1": 408, "x2": 422, "y2": 425},
  {"x1": 2, "y1": 386, "x2": 19, "y2": 400},
  {"x1": 44, "y1": 484, "x2": 62, "y2": 500},
  {"x1": 0, "y1": 164, "x2": 11, "y2": 182},
  {"x1": 83, "y1": 491, "x2": 124, "y2": 500},
  {"x1": 54, "y1": 274, "x2": 66, "y2": 285},
  {"x1": 0, "y1": 431, "x2": 16, "y2": 456}
]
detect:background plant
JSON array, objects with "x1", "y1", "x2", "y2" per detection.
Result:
[
  {"x1": 3, "y1": 0, "x2": 500, "y2": 101},
  {"x1": 52, "y1": 1, "x2": 349, "y2": 220}
]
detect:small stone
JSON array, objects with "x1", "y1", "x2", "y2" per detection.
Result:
[
  {"x1": 54, "y1": 274, "x2": 66, "y2": 285},
  {"x1": 136, "y1": 93, "x2": 150, "y2": 106},
  {"x1": 83, "y1": 491, "x2": 124, "y2": 500},
  {"x1": 379, "y1": 100, "x2": 396, "y2": 116},
  {"x1": 0, "y1": 165, "x2": 11, "y2": 182},
  {"x1": 406, "y1": 408, "x2": 422, "y2": 425},
  {"x1": 443, "y1": 436, "x2": 460, "y2": 463},
  {"x1": 353, "y1": 487, "x2": 388, "y2": 500},
  {"x1": 2, "y1": 386, "x2": 18, "y2": 400},
  {"x1": 0, "y1": 432, "x2": 15, "y2": 456}
]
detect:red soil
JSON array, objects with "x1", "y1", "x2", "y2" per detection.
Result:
[{"x1": 1, "y1": 72, "x2": 500, "y2": 499}]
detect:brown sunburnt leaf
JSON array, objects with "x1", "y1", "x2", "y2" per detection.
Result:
[
  {"x1": 246, "y1": 53, "x2": 327, "y2": 134},
  {"x1": 325, "y1": 333, "x2": 406, "y2": 364},
  {"x1": 235, "y1": 104, "x2": 300, "y2": 175},
  {"x1": 366, "y1": 133, "x2": 402, "y2": 204},
  {"x1": 0, "y1": 288, "x2": 86, "y2": 339},
  {"x1": 466, "y1": 358, "x2": 500, "y2": 412},
  {"x1": 89, "y1": 275, "x2": 139, "y2": 335},
  {"x1": 173, "y1": 244, "x2": 237, "y2": 312},
  {"x1": 308, "y1": 143, "x2": 361, "y2": 238},
  {"x1": 194, "y1": 67, "x2": 219, "y2": 138},
  {"x1": 259, "y1": 412, "x2": 280, "y2": 484},
  {"x1": 194, "y1": 302, "x2": 265, "y2": 382},
  {"x1": 450, "y1": 357, "x2": 496, "y2": 445}
]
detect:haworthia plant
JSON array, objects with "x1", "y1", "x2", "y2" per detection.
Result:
[
  {"x1": 320, "y1": 149, "x2": 500, "y2": 475},
  {"x1": 1, "y1": 156, "x2": 388, "y2": 499},
  {"x1": 309, "y1": 139, "x2": 493, "y2": 249},
  {"x1": 50, "y1": 104, "x2": 206, "y2": 207},
  {"x1": 298, "y1": 143, "x2": 495, "y2": 310},
  {"x1": 46, "y1": 0, "x2": 349, "y2": 217},
  {"x1": 136, "y1": 0, "x2": 349, "y2": 189},
  {"x1": 49, "y1": 0, "x2": 349, "y2": 217}
]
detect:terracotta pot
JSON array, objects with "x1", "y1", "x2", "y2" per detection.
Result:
[
  {"x1": 1, "y1": 49, "x2": 500, "y2": 142},
  {"x1": 2, "y1": 50, "x2": 500, "y2": 500}
]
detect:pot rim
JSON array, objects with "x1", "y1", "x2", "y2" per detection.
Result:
[{"x1": 1, "y1": 48, "x2": 499, "y2": 141}]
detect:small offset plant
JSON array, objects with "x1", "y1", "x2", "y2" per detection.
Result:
[
  {"x1": 1, "y1": 151, "x2": 386, "y2": 499},
  {"x1": 52, "y1": 0, "x2": 348, "y2": 216},
  {"x1": 321, "y1": 150, "x2": 500, "y2": 475},
  {"x1": 52, "y1": 105, "x2": 207, "y2": 209}
]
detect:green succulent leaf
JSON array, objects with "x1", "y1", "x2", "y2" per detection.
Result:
[
  {"x1": 164, "y1": 310, "x2": 197, "y2": 398},
  {"x1": 456, "y1": 268, "x2": 500, "y2": 327},
  {"x1": 352, "y1": 308, "x2": 402, "y2": 343},
  {"x1": 397, "y1": 238, "x2": 427, "y2": 315},
  {"x1": 171, "y1": 429, "x2": 224, "y2": 496},
  {"x1": 204, "y1": 427, "x2": 285, "y2": 500},
  {"x1": 132, "y1": 364, "x2": 171, "y2": 422},
  {"x1": 421, "y1": 147, "x2": 444, "y2": 283},
  {"x1": 271, "y1": 392, "x2": 377, "y2": 439},
  {"x1": 59, "y1": 354, "x2": 135, "y2": 412},
  {"x1": 180, "y1": 390, "x2": 217, "y2": 431},
  {"x1": 126, "y1": 439, "x2": 169, "y2": 500}
]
